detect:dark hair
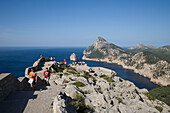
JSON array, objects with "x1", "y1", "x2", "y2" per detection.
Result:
[
  {"x1": 46, "y1": 68, "x2": 48, "y2": 70},
  {"x1": 31, "y1": 68, "x2": 34, "y2": 71}
]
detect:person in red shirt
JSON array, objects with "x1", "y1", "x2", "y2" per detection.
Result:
[
  {"x1": 44, "y1": 68, "x2": 50, "y2": 85},
  {"x1": 64, "y1": 59, "x2": 66, "y2": 64}
]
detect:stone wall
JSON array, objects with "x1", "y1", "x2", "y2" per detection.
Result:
[
  {"x1": 25, "y1": 58, "x2": 50, "y2": 77},
  {"x1": 0, "y1": 73, "x2": 20, "y2": 101},
  {"x1": 0, "y1": 73, "x2": 45, "y2": 101}
]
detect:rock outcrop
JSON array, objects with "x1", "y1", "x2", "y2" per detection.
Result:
[
  {"x1": 70, "y1": 53, "x2": 79, "y2": 61},
  {"x1": 82, "y1": 37, "x2": 170, "y2": 86},
  {"x1": 53, "y1": 65, "x2": 170, "y2": 113}
]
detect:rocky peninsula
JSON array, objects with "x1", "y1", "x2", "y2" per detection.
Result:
[
  {"x1": 0, "y1": 58, "x2": 170, "y2": 113},
  {"x1": 82, "y1": 37, "x2": 170, "y2": 86}
]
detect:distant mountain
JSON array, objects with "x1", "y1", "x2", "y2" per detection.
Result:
[
  {"x1": 129, "y1": 43, "x2": 157, "y2": 50},
  {"x1": 127, "y1": 44, "x2": 170, "y2": 62},
  {"x1": 83, "y1": 37, "x2": 128, "y2": 60},
  {"x1": 83, "y1": 37, "x2": 170, "y2": 86}
]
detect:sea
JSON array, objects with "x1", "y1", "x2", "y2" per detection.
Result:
[{"x1": 0, "y1": 47, "x2": 159, "y2": 90}]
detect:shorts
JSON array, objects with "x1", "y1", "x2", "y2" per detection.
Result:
[{"x1": 28, "y1": 79, "x2": 35, "y2": 85}]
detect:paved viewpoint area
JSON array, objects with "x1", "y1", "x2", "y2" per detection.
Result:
[{"x1": 0, "y1": 61, "x2": 64, "y2": 113}]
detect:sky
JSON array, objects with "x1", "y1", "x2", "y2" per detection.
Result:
[{"x1": 0, "y1": 0, "x2": 170, "y2": 47}]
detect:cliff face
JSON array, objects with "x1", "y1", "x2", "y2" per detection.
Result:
[
  {"x1": 82, "y1": 37, "x2": 170, "y2": 86},
  {"x1": 83, "y1": 37, "x2": 128, "y2": 60}
]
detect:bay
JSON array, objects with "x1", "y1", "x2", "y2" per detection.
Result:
[{"x1": 0, "y1": 47, "x2": 159, "y2": 90}]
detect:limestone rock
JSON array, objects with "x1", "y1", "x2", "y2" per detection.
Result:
[
  {"x1": 53, "y1": 94, "x2": 77, "y2": 113},
  {"x1": 70, "y1": 53, "x2": 79, "y2": 61},
  {"x1": 63, "y1": 85, "x2": 79, "y2": 99}
]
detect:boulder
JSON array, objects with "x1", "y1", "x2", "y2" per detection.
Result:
[
  {"x1": 85, "y1": 93, "x2": 107, "y2": 107},
  {"x1": 70, "y1": 53, "x2": 79, "y2": 61},
  {"x1": 53, "y1": 93, "x2": 77, "y2": 113},
  {"x1": 63, "y1": 85, "x2": 79, "y2": 99}
]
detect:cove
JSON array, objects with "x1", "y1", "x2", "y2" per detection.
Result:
[{"x1": 85, "y1": 60, "x2": 160, "y2": 91}]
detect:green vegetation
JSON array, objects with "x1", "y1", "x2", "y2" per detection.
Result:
[
  {"x1": 86, "y1": 46, "x2": 94, "y2": 52},
  {"x1": 143, "y1": 51, "x2": 165, "y2": 64},
  {"x1": 70, "y1": 94, "x2": 94, "y2": 113},
  {"x1": 144, "y1": 92, "x2": 155, "y2": 100},
  {"x1": 148, "y1": 85, "x2": 170, "y2": 106},
  {"x1": 153, "y1": 70, "x2": 166, "y2": 79},
  {"x1": 115, "y1": 97, "x2": 124, "y2": 104},
  {"x1": 72, "y1": 81, "x2": 86, "y2": 87},
  {"x1": 68, "y1": 70, "x2": 78, "y2": 74},
  {"x1": 52, "y1": 64, "x2": 67, "y2": 72},
  {"x1": 98, "y1": 87, "x2": 103, "y2": 94},
  {"x1": 126, "y1": 47, "x2": 170, "y2": 63},
  {"x1": 87, "y1": 49, "x2": 105, "y2": 59},
  {"x1": 82, "y1": 71, "x2": 97, "y2": 83},
  {"x1": 155, "y1": 106, "x2": 163, "y2": 112},
  {"x1": 78, "y1": 89, "x2": 89, "y2": 94},
  {"x1": 63, "y1": 79, "x2": 69, "y2": 83},
  {"x1": 100, "y1": 74, "x2": 114, "y2": 82},
  {"x1": 64, "y1": 72, "x2": 69, "y2": 75},
  {"x1": 69, "y1": 77, "x2": 75, "y2": 81}
]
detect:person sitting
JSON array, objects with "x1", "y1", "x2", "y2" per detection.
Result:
[
  {"x1": 89, "y1": 68, "x2": 95, "y2": 73},
  {"x1": 94, "y1": 73, "x2": 97, "y2": 76},
  {"x1": 111, "y1": 71, "x2": 116, "y2": 78},
  {"x1": 28, "y1": 68, "x2": 37, "y2": 90},
  {"x1": 44, "y1": 68, "x2": 50, "y2": 85}
]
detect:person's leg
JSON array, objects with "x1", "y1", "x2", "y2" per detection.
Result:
[{"x1": 47, "y1": 77, "x2": 50, "y2": 84}]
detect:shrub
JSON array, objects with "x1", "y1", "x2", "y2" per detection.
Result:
[
  {"x1": 70, "y1": 94, "x2": 94, "y2": 113},
  {"x1": 82, "y1": 71, "x2": 96, "y2": 83},
  {"x1": 68, "y1": 70, "x2": 78, "y2": 74},
  {"x1": 100, "y1": 74, "x2": 114, "y2": 82},
  {"x1": 98, "y1": 87, "x2": 103, "y2": 94},
  {"x1": 78, "y1": 89, "x2": 89, "y2": 94},
  {"x1": 63, "y1": 80, "x2": 69, "y2": 83},
  {"x1": 115, "y1": 97, "x2": 124, "y2": 104},
  {"x1": 72, "y1": 81, "x2": 86, "y2": 87},
  {"x1": 64, "y1": 72, "x2": 69, "y2": 75},
  {"x1": 144, "y1": 92, "x2": 155, "y2": 100},
  {"x1": 69, "y1": 77, "x2": 75, "y2": 81},
  {"x1": 155, "y1": 106, "x2": 163, "y2": 112}
]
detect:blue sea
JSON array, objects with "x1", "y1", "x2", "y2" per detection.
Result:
[{"x1": 0, "y1": 47, "x2": 159, "y2": 90}]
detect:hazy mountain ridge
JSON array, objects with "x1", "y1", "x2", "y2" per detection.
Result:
[
  {"x1": 127, "y1": 44, "x2": 170, "y2": 62},
  {"x1": 82, "y1": 37, "x2": 170, "y2": 86}
]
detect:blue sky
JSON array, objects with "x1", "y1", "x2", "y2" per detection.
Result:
[{"x1": 0, "y1": 0, "x2": 170, "y2": 47}]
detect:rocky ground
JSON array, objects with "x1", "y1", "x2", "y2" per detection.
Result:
[
  {"x1": 53, "y1": 64, "x2": 170, "y2": 113},
  {"x1": 1, "y1": 61, "x2": 169, "y2": 113}
]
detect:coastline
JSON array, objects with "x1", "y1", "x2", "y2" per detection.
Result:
[{"x1": 82, "y1": 57, "x2": 169, "y2": 86}]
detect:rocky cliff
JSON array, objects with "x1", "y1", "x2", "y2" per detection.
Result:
[
  {"x1": 82, "y1": 37, "x2": 170, "y2": 86},
  {"x1": 53, "y1": 65, "x2": 170, "y2": 113}
]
